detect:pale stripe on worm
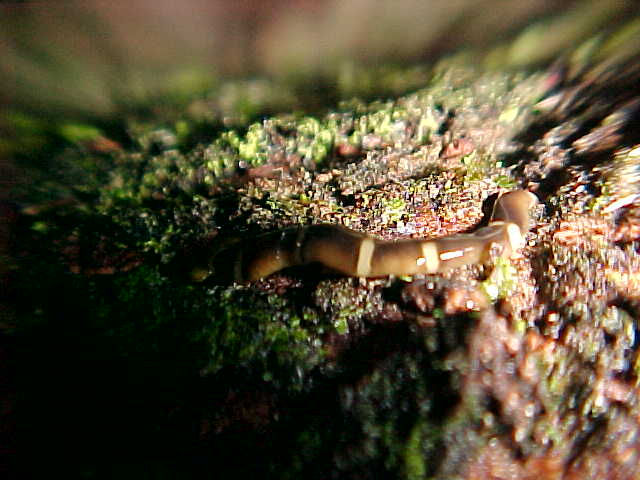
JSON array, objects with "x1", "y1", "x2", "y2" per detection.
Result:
[{"x1": 198, "y1": 190, "x2": 537, "y2": 283}]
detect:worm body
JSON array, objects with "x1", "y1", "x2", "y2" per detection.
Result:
[{"x1": 205, "y1": 190, "x2": 537, "y2": 283}]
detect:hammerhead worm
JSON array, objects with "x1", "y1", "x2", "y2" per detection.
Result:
[{"x1": 198, "y1": 190, "x2": 537, "y2": 283}]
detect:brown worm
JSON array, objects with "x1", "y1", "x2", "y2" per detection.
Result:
[{"x1": 199, "y1": 190, "x2": 537, "y2": 283}]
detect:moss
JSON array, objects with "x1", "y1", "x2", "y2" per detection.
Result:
[
  {"x1": 313, "y1": 349, "x2": 449, "y2": 479},
  {"x1": 380, "y1": 196, "x2": 407, "y2": 224},
  {"x1": 312, "y1": 279, "x2": 380, "y2": 336},
  {"x1": 198, "y1": 287, "x2": 327, "y2": 389},
  {"x1": 57, "y1": 123, "x2": 104, "y2": 144},
  {"x1": 403, "y1": 420, "x2": 429, "y2": 480},
  {"x1": 480, "y1": 257, "x2": 517, "y2": 302},
  {"x1": 12, "y1": 20, "x2": 640, "y2": 477},
  {"x1": 592, "y1": 145, "x2": 640, "y2": 214}
]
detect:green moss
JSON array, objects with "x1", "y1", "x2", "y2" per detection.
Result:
[
  {"x1": 493, "y1": 174, "x2": 517, "y2": 189},
  {"x1": 238, "y1": 123, "x2": 271, "y2": 165},
  {"x1": 58, "y1": 123, "x2": 103, "y2": 144},
  {"x1": 198, "y1": 288, "x2": 327, "y2": 389},
  {"x1": 318, "y1": 349, "x2": 449, "y2": 478},
  {"x1": 312, "y1": 279, "x2": 380, "y2": 336},
  {"x1": 16, "y1": 39, "x2": 639, "y2": 477},
  {"x1": 591, "y1": 145, "x2": 640, "y2": 214},
  {"x1": 24, "y1": 12, "x2": 640, "y2": 480},
  {"x1": 480, "y1": 256, "x2": 517, "y2": 302},
  {"x1": 380, "y1": 196, "x2": 407, "y2": 224},
  {"x1": 404, "y1": 420, "x2": 428, "y2": 480}
]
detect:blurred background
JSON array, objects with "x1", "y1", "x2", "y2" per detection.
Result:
[
  {"x1": 3, "y1": 0, "x2": 638, "y2": 209},
  {"x1": 1, "y1": 0, "x2": 637, "y2": 117}
]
